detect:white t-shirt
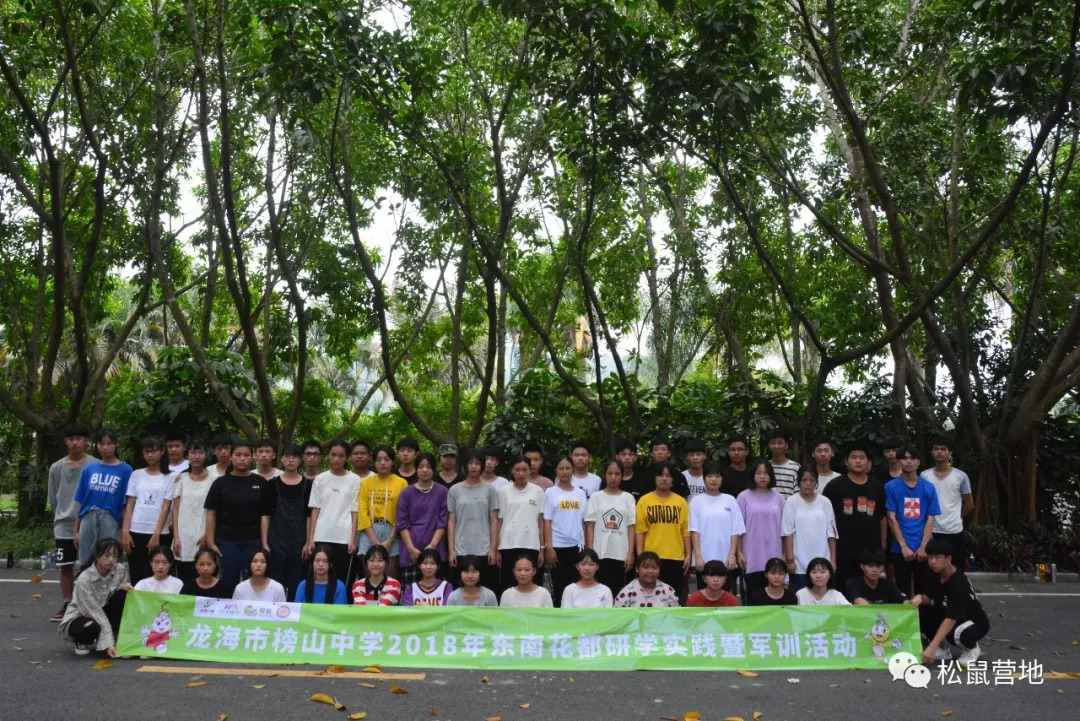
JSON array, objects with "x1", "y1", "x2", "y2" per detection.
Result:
[
  {"x1": 920, "y1": 468, "x2": 971, "y2": 534},
  {"x1": 207, "y1": 464, "x2": 230, "y2": 482},
  {"x1": 543, "y1": 485, "x2": 587, "y2": 548},
  {"x1": 585, "y1": 490, "x2": 636, "y2": 561},
  {"x1": 309, "y1": 470, "x2": 362, "y2": 544},
  {"x1": 817, "y1": 471, "x2": 841, "y2": 495},
  {"x1": 485, "y1": 476, "x2": 510, "y2": 493},
  {"x1": 500, "y1": 586, "x2": 553, "y2": 608},
  {"x1": 689, "y1": 492, "x2": 746, "y2": 564},
  {"x1": 682, "y1": 470, "x2": 707, "y2": 497},
  {"x1": 561, "y1": 582, "x2": 613, "y2": 608},
  {"x1": 133, "y1": 575, "x2": 183, "y2": 594},
  {"x1": 169, "y1": 459, "x2": 190, "y2": 474},
  {"x1": 126, "y1": 469, "x2": 175, "y2": 534},
  {"x1": 498, "y1": 483, "x2": 545, "y2": 550},
  {"x1": 796, "y1": 588, "x2": 851, "y2": 606},
  {"x1": 168, "y1": 471, "x2": 213, "y2": 561},
  {"x1": 570, "y1": 472, "x2": 602, "y2": 498},
  {"x1": 232, "y1": 578, "x2": 287, "y2": 602},
  {"x1": 780, "y1": 493, "x2": 838, "y2": 573}
]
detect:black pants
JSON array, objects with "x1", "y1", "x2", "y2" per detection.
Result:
[
  {"x1": 834, "y1": 556, "x2": 862, "y2": 592},
  {"x1": 452, "y1": 556, "x2": 499, "y2": 596},
  {"x1": 174, "y1": 560, "x2": 195, "y2": 587},
  {"x1": 659, "y1": 559, "x2": 685, "y2": 601},
  {"x1": 319, "y1": 542, "x2": 353, "y2": 589},
  {"x1": 597, "y1": 558, "x2": 627, "y2": 599},
  {"x1": 500, "y1": 549, "x2": 541, "y2": 597},
  {"x1": 548, "y1": 546, "x2": 580, "y2": 608},
  {"x1": 933, "y1": 533, "x2": 968, "y2": 569},
  {"x1": 128, "y1": 532, "x2": 171, "y2": 586},
  {"x1": 919, "y1": 605, "x2": 989, "y2": 650},
  {"x1": 68, "y1": 590, "x2": 127, "y2": 646},
  {"x1": 890, "y1": 552, "x2": 929, "y2": 599},
  {"x1": 743, "y1": 571, "x2": 766, "y2": 599}
]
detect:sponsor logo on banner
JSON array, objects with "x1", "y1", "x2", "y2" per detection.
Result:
[{"x1": 194, "y1": 598, "x2": 302, "y2": 623}]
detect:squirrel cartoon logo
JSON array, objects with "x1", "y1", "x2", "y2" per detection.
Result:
[
  {"x1": 865, "y1": 612, "x2": 903, "y2": 662},
  {"x1": 140, "y1": 607, "x2": 180, "y2": 654}
]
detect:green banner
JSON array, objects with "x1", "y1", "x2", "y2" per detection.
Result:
[{"x1": 117, "y1": 591, "x2": 920, "y2": 671}]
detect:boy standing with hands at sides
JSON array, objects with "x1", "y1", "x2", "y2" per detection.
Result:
[
  {"x1": 569, "y1": 441, "x2": 602, "y2": 498},
  {"x1": 72, "y1": 429, "x2": 133, "y2": 570},
  {"x1": 921, "y1": 434, "x2": 973, "y2": 566},
  {"x1": 208, "y1": 433, "x2": 234, "y2": 481},
  {"x1": 722, "y1": 434, "x2": 754, "y2": 499},
  {"x1": 876, "y1": 437, "x2": 904, "y2": 482},
  {"x1": 824, "y1": 441, "x2": 887, "y2": 591},
  {"x1": 48, "y1": 424, "x2": 95, "y2": 622},
  {"x1": 765, "y1": 429, "x2": 801, "y2": 499},
  {"x1": 396, "y1": 438, "x2": 419, "y2": 484},
  {"x1": 302, "y1": 440, "x2": 324, "y2": 481},
  {"x1": 812, "y1": 438, "x2": 840, "y2": 494},
  {"x1": 522, "y1": 442, "x2": 553, "y2": 490},
  {"x1": 886, "y1": 444, "x2": 940, "y2": 599},
  {"x1": 481, "y1": 447, "x2": 510, "y2": 491},
  {"x1": 614, "y1": 438, "x2": 647, "y2": 501},
  {"x1": 165, "y1": 431, "x2": 189, "y2": 474},
  {"x1": 306, "y1": 440, "x2": 362, "y2": 584}
]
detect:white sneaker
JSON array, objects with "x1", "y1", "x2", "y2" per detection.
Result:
[
  {"x1": 73, "y1": 642, "x2": 90, "y2": 656},
  {"x1": 933, "y1": 644, "x2": 953, "y2": 662},
  {"x1": 956, "y1": 643, "x2": 982, "y2": 666}
]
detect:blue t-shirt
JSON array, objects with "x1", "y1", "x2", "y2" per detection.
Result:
[
  {"x1": 294, "y1": 579, "x2": 348, "y2": 604},
  {"x1": 74, "y1": 461, "x2": 134, "y2": 525},
  {"x1": 884, "y1": 477, "x2": 941, "y2": 553}
]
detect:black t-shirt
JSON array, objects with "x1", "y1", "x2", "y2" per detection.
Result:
[
  {"x1": 204, "y1": 474, "x2": 276, "y2": 541},
  {"x1": 748, "y1": 587, "x2": 798, "y2": 606},
  {"x1": 823, "y1": 475, "x2": 886, "y2": 559},
  {"x1": 399, "y1": 470, "x2": 419, "y2": 485},
  {"x1": 181, "y1": 578, "x2": 231, "y2": 599},
  {"x1": 926, "y1": 570, "x2": 988, "y2": 626},
  {"x1": 844, "y1": 576, "x2": 906, "y2": 604},
  {"x1": 274, "y1": 476, "x2": 313, "y2": 515},
  {"x1": 619, "y1": 470, "x2": 650, "y2": 502},
  {"x1": 670, "y1": 472, "x2": 691, "y2": 499},
  {"x1": 722, "y1": 465, "x2": 754, "y2": 498},
  {"x1": 874, "y1": 465, "x2": 901, "y2": 484}
]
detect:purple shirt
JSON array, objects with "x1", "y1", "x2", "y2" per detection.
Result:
[
  {"x1": 737, "y1": 488, "x2": 786, "y2": 574},
  {"x1": 395, "y1": 482, "x2": 449, "y2": 567}
]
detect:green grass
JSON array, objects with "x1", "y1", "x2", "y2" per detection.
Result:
[
  {"x1": 0, "y1": 517, "x2": 53, "y2": 559},
  {"x1": 0, "y1": 494, "x2": 14, "y2": 512}
]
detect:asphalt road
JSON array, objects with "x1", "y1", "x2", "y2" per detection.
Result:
[{"x1": 2, "y1": 568, "x2": 1078, "y2": 721}]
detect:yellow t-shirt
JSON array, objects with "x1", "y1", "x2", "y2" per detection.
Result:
[
  {"x1": 357, "y1": 474, "x2": 408, "y2": 531},
  {"x1": 635, "y1": 492, "x2": 690, "y2": 561}
]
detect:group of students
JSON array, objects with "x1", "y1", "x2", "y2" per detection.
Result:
[{"x1": 48, "y1": 424, "x2": 988, "y2": 667}]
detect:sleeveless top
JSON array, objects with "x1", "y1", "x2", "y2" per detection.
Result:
[{"x1": 409, "y1": 580, "x2": 450, "y2": 605}]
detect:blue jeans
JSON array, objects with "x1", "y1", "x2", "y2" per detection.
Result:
[
  {"x1": 218, "y1": 539, "x2": 262, "y2": 594},
  {"x1": 77, "y1": 508, "x2": 120, "y2": 569}
]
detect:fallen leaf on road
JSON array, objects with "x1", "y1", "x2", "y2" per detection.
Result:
[
  {"x1": 429, "y1": 709, "x2": 439, "y2": 717},
  {"x1": 1009, "y1": 645, "x2": 1027, "y2": 650},
  {"x1": 218, "y1": 716, "x2": 228, "y2": 721},
  {"x1": 830, "y1": 684, "x2": 840, "y2": 688},
  {"x1": 328, "y1": 665, "x2": 346, "y2": 674},
  {"x1": 481, "y1": 675, "x2": 490, "y2": 683},
  {"x1": 347, "y1": 713, "x2": 367, "y2": 720},
  {"x1": 722, "y1": 717, "x2": 745, "y2": 721},
  {"x1": 187, "y1": 682, "x2": 207, "y2": 689},
  {"x1": 990, "y1": 638, "x2": 1012, "y2": 643},
  {"x1": 941, "y1": 712, "x2": 954, "y2": 717},
  {"x1": 864, "y1": 679, "x2": 872, "y2": 684},
  {"x1": 484, "y1": 717, "x2": 502, "y2": 721},
  {"x1": 1058, "y1": 689, "x2": 1064, "y2": 694},
  {"x1": 736, "y1": 669, "x2": 759, "y2": 677},
  {"x1": 754, "y1": 713, "x2": 765, "y2": 720},
  {"x1": 29, "y1": 661, "x2": 42, "y2": 665},
  {"x1": 30, "y1": 574, "x2": 43, "y2": 583},
  {"x1": 268, "y1": 673, "x2": 280, "y2": 678},
  {"x1": 390, "y1": 684, "x2": 407, "y2": 695},
  {"x1": 1073, "y1": 641, "x2": 1079, "y2": 646},
  {"x1": 358, "y1": 683, "x2": 376, "y2": 689},
  {"x1": 252, "y1": 685, "x2": 265, "y2": 689},
  {"x1": 92, "y1": 659, "x2": 113, "y2": 670},
  {"x1": 520, "y1": 703, "x2": 531, "y2": 709},
  {"x1": 660, "y1": 717, "x2": 678, "y2": 721},
  {"x1": 787, "y1": 678, "x2": 800, "y2": 684},
  {"x1": 362, "y1": 665, "x2": 382, "y2": 673},
  {"x1": 683, "y1": 713, "x2": 701, "y2": 721},
  {"x1": 11, "y1": 647, "x2": 23, "y2": 652},
  {"x1": 1027, "y1": 632, "x2": 1037, "y2": 637},
  {"x1": 31, "y1": 594, "x2": 42, "y2": 599},
  {"x1": 309, "y1": 693, "x2": 344, "y2": 710},
  {"x1": 567, "y1": 676, "x2": 575, "y2": 683}
]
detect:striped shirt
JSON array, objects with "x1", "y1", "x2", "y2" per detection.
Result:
[
  {"x1": 351, "y1": 577, "x2": 402, "y2": 606},
  {"x1": 769, "y1": 460, "x2": 802, "y2": 499}
]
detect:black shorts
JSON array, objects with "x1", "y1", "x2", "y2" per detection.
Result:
[{"x1": 54, "y1": 538, "x2": 77, "y2": 567}]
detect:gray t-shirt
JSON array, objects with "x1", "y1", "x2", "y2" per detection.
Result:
[
  {"x1": 447, "y1": 482, "x2": 499, "y2": 555},
  {"x1": 446, "y1": 586, "x2": 498, "y2": 607},
  {"x1": 48, "y1": 455, "x2": 96, "y2": 539}
]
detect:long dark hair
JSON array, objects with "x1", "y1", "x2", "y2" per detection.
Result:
[
  {"x1": 306, "y1": 545, "x2": 338, "y2": 604},
  {"x1": 141, "y1": 436, "x2": 170, "y2": 474}
]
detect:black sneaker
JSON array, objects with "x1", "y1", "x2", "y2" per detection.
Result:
[{"x1": 73, "y1": 642, "x2": 90, "y2": 656}]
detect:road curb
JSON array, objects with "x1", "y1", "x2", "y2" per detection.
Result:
[{"x1": 968, "y1": 571, "x2": 1079, "y2": 583}]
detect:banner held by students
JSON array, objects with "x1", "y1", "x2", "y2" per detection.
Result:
[{"x1": 117, "y1": 591, "x2": 920, "y2": 671}]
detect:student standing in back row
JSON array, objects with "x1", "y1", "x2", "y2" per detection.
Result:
[
  {"x1": 165, "y1": 432, "x2": 189, "y2": 474},
  {"x1": 155, "y1": 439, "x2": 211, "y2": 586},
  {"x1": 48, "y1": 423, "x2": 95, "y2": 622},
  {"x1": 356, "y1": 445, "x2": 407, "y2": 583},
  {"x1": 396, "y1": 453, "x2": 449, "y2": 586},
  {"x1": 544, "y1": 456, "x2": 588, "y2": 607},
  {"x1": 765, "y1": 429, "x2": 800, "y2": 499},
  {"x1": 396, "y1": 438, "x2": 419, "y2": 485},
  {"x1": 635, "y1": 461, "x2": 691, "y2": 600},
  {"x1": 885, "y1": 445, "x2": 940, "y2": 599},
  {"x1": 447, "y1": 451, "x2": 500, "y2": 590},
  {"x1": 922, "y1": 434, "x2": 973, "y2": 566},
  {"x1": 497, "y1": 457, "x2": 545, "y2": 595},
  {"x1": 522, "y1": 442, "x2": 553, "y2": 490},
  {"x1": 306, "y1": 441, "x2": 362, "y2": 581},
  {"x1": 823, "y1": 441, "x2": 887, "y2": 591},
  {"x1": 681, "y1": 439, "x2": 708, "y2": 497},
  {"x1": 690, "y1": 462, "x2": 744, "y2": 591},
  {"x1": 585, "y1": 459, "x2": 637, "y2": 598},
  {"x1": 569, "y1": 441, "x2": 601, "y2": 497},
  {"x1": 722, "y1": 434, "x2": 754, "y2": 499},
  {"x1": 350, "y1": 440, "x2": 373, "y2": 480},
  {"x1": 267, "y1": 444, "x2": 312, "y2": 600},
  {"x1": 614, "y1": 438, "x2": 647, "y2": 502},
  {"x1": 812, "y1": 438, "x2": 840, "y2": 494},
  {"x1": 72, "y1": 429, "x2": 133, "y2": 571}
]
